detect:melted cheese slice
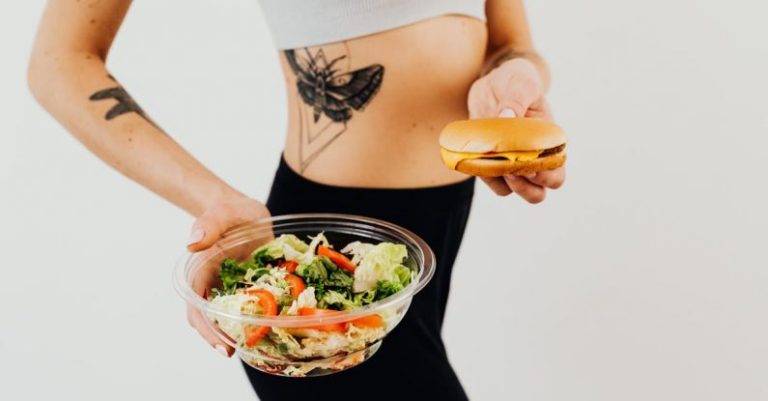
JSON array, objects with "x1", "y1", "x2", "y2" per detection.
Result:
[{"x1": 440, "y1": 148, "x2": 542, "y2": 169}]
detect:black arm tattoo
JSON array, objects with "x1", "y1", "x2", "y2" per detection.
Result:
[
  {"x1": 284, "y1": 43, "x2": 384, "y2": 172},
  {"x1": 89, "y1": 75, "x2": 158, "y2": 128}
]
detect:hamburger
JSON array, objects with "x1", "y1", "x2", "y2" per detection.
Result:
[{"x1": 439, "y1": 117, "x2": 567, "y2": 177}]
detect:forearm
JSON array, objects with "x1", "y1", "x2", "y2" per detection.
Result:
[
  {"x1": 28, "y1": 53, "x2": 242, "y2": 217},
  {"x1": 484, "y1": 0, "x2": 550, "y2": 92}
]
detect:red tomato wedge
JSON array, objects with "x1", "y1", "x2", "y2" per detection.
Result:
[
  {"x1": 284, "y1": 274, "x2": 306, "y2": 298},
  {"x1": 242, "y1": 289, "x2": 278, "y2": 347},
  {"x1": 350, "y1": 314, "x2": 384, "y2": 328},
  {"x1": 317, "y1": 245, "x2": 356, "y2": 273},
  {"x1": 244, "y1": 289, "x2": 279, "y2": 315},
  {"x1": 244, "y1": 325, "x2": 270, "y2": 347},
  {"x1": 278, "y1": 260, "x2": 298, "y2": 273},
  {"x1": 297, "y1": 307, "x2": 347, "y2": 332}
]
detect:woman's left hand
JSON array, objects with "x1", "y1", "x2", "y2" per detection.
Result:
[{"x1": 467, "y1": 57, "x2": 566, "y2": 204}]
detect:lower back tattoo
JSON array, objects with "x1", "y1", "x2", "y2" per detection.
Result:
[{"x1": 284, "y1": 42, "x2": 384, "y2": 172}]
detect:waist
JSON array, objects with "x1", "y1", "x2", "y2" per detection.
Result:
[
  {"x1": 269, "y1": 154, "x2": 475, "y2": 215},
  {"x1": 278, "y1": 16, "x2": 487, "y2": 188}
]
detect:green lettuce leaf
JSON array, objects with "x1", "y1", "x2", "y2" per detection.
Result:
[
  {"x1": 297, "y1": 254, "x2": 356, "y2": 302},
  {"x1": 318, "y1": 290, "x2": 356, "y2": 310},
  {"x1": 218, "y1": 258, "x2": 249, "y2": 295},
  {"x1": 352, "y1": 243, "x2": 409, "y2": 293},
  {"x1": 353, "y1": 289, "x2": 377, "y2": 306},
  {"x1": 375, "y1": 280, "x2": 404, "y2": 300},
  {"x1": 252, "y1": 234, "x2": 310, "y2": 262},
  {"x1": 295, "y1": 258, "x2": 328, "y2": 283}
]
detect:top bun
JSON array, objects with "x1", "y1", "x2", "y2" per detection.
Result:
[{"x1": 439, "y1": 118, "x2": 566, "y2": 153}]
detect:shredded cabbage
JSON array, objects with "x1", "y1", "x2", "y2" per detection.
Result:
[
  {"x1": 207, "y1": 293, "x2": 254, "y2": 342},
  {"x1": 302, "y1": 232, "x2": 330, "y2": 264},
  {"x1": 286, "y1": 287, "x2": 317, "y2": 315},
  {"x1": 340, "y1": 241, "x2": 375, "y2": 265}
]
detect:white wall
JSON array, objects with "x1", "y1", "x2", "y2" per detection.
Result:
[{"x1": 1, "y1": 1, "x2": 766, "y2": 400}]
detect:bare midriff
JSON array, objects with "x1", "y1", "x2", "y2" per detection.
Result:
[{"x1": 279, "y1": 16, "x2": 488, "y2": 188}]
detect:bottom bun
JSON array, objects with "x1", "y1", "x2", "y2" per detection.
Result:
[{"x1": 456, "y1": 152, "x2": 566, "y2": 177}]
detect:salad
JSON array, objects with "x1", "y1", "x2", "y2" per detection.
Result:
[{"x1": 206, "y1": 232, "x2": 414, "y2": 376}]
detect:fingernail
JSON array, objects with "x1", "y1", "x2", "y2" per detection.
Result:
[
  {"x1": 187, "y1": 228, "x2": 205, "y2": 246},
  {"x1": 215, "y1": 344, "x2": 229, "y2": 357},
  {"x1": 525, "y1": 174, "x2": 536, "y2": 180},
  {"x1": 498, "y1": 108, "x2": 516, "y2": 118}
]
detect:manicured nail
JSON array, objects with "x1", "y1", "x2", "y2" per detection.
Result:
[
  {"x1": 187, "y1": 229, "x2": 205, "y2": 246},
  {"x1": 214, "y1": 344, "x2": 229, "y2": 357},
  {"x1": 498, "y1": 108, "x2": 516, "y2": 118}
]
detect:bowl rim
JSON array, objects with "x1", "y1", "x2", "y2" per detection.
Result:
[{"x1": 173, "y1": 213, "x2": 436, "y2": 326}]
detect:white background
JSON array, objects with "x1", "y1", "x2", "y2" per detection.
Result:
[{"x1": 1, "y1": 1, "x2": 767, "y2": 400}]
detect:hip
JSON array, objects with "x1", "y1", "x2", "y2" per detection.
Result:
[
  {"x1": 249, "y1": 155, "x2": 474, "y2": 400},
  {"x1": 266, "y1": 154, "x2": 475, "y2": 220}
]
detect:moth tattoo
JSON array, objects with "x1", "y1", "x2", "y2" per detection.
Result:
[
  {"x1": 285, "y1": 48, "x2": 384, "y2": 123},
  {"x1": 284, "y1": 46, "x2": 384, "y2": 171},
  {"x1": 89, "y1": 75, "x2": 158, "y2": 128}
]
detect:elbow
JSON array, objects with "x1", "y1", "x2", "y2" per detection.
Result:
[
  {"x1": 28, "y1": 50, "x2": 106, "y2": 111},
  {"x1": 27, "y1": 53, "x2": 54, "y2": 109}
]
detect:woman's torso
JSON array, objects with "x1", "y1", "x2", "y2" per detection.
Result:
[{"x1": 277, "y1": 15, "x2": 488, "y2": 188}]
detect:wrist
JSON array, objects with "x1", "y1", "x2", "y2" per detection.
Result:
[
  {"x1": 482, "y1": 48, "x2": 550, "y2": 92},
  {"x1": 210, "y1": 186, "x2": 248, "y2": 206},
  {"x1": 189, "y1": 185, "x2": 246, "y2": 217}
]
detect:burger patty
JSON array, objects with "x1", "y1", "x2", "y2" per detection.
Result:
[
  {"x1": 537, "y1": 143, "x2": 566, "y2": 158},
  {"x1": 478, "y1": 144, "x2": 566, "y2": 161}
]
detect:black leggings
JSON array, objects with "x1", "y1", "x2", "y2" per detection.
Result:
[{"x1": 244, "y1": 156, "x2": 475, "y2": 401}]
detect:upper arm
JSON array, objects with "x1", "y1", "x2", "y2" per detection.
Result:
[
  {"x1": 485, "y1": 0, "x2": 535, "y2": 54},
  {"x1": 31, "y1": 0, "x2": 133, "y2": 62}
]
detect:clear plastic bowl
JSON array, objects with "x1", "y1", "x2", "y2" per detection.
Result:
[{"x1": 174, "y1": 213, "x2": 435, "y2": 377}]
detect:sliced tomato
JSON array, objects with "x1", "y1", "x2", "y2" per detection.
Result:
[
  {"x1": 242, "y1": 289, "x2": 278, "y2": 346},
  {"x1": 317, "y1": 245, "x2": 356, "y2": 273},
  {"x1": 244, "y1": 288, "x2": 279, "y2": 315},
  {"x1": 284, "y1": 273, "x2": 306, "y2": 298},
  {"x1": 297, "y1": 307, "x2": 347, "y2": 332},
  {"x1": 278, "y1": 259, "x2": 298, "y2": 273},
  {"x1": 244, "y1": 325, "x2": 270, "y2": 347},
  {"x1": 350, "y1": 314, "x2": 384, "y2": 329}
]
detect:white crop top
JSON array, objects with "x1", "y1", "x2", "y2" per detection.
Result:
[{"x1": 258, "y1": 0, "x2": 486, "y2": 49}]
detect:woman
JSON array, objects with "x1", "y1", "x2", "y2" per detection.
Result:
[{"x1": 29, "y1": 0, "x2": 565, "y2": 399}]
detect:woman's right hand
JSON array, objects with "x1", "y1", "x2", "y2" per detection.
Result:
[{"x1": 185, "y1": 195, "x2": 271, "y2": 357}]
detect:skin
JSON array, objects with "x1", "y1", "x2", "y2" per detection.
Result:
[{"x1": 29, "y1": 0, "x2": 565, "y2": 356}]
